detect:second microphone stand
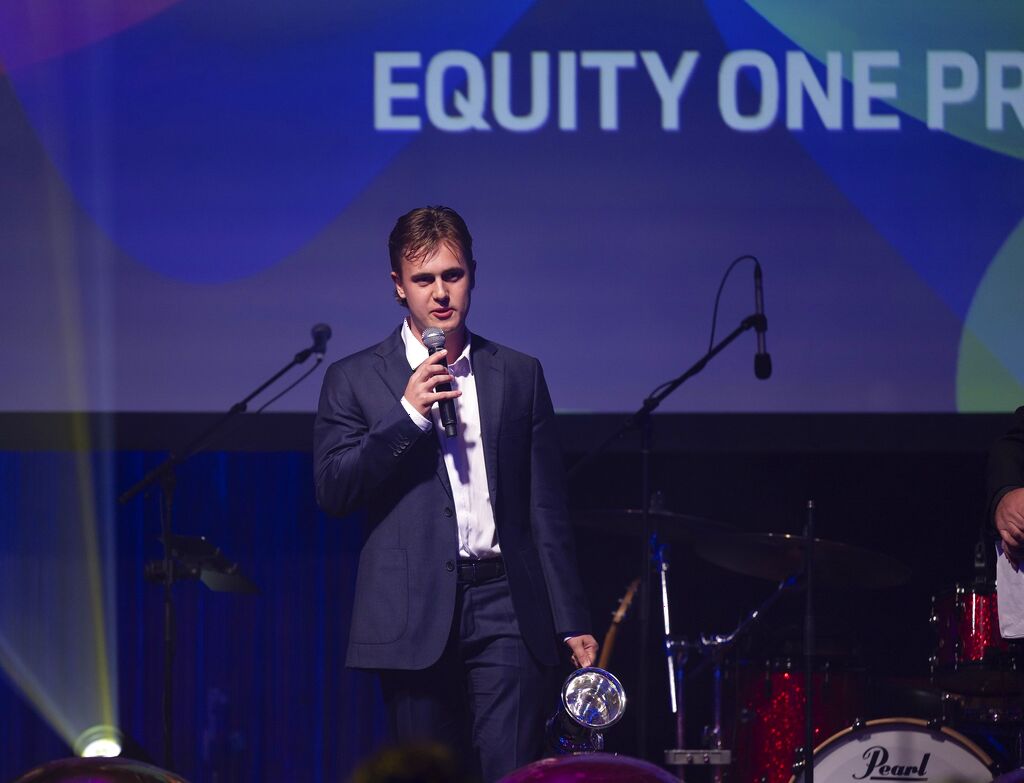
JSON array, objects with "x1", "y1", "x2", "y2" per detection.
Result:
[
  {"x1": 569, "y1": 312, "x2": 766, "y2": 760},
  {"x1": 118, "y1": 337, "x2": 325, "y2": 770}
]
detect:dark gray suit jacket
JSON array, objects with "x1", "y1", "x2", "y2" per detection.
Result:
[
  {"x1": 313, "y1": 326, "x2": 589, "y2": 670},
  {"x1": 989, "y1": 405, "x2": 1024, "y2": 524}
]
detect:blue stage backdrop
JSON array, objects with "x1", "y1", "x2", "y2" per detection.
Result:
[{"x1": 0, "y1": 1, "x2": 1021, "y2": 413}]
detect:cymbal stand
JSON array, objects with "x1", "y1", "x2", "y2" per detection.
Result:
[
  {"x1": 654, "y1": 542, "x2": 684, "y2": 765},
  {"x1": 802, "y1": 500, "x2": 816, "y2": 783},
  {"x1": 664, "y1": 574, "x2": 800, "y2": 777},
  {"x1": 656, "y1": 540, "x2": 699, "y2": 781}
]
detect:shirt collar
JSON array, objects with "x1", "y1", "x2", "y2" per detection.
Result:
[{"x1": 401, "y1": 319, "x2": 472, "y2": 373}]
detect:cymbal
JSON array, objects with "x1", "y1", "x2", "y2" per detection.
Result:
[
  {"x1": 694, "y1": 532, "x2": 911, "y2": 590},
  {"x1": 571, "y1": 508, "x2": 737, "y2": 542}
]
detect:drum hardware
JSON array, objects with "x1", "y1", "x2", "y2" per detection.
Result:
[
  {"x1": 949, "y1": 700, "x2": 1024, "y2": 725},
  {"x1": 942, "y1": 691, "x2": 1024, "y2": 771},
  {"x1": 657, "y1": 531, "x2": 738, "y2": 782},
  {"x1": 680, "y1": 503, "x2": 904, "y2": 783},
  {"x1": 578, "y1": 505, "x2": 914, "y2": 779},
  {"x1": 663, "y1": 632, "x2": 736, "y2": 778},
  {"x1": 943, "y1": 691, "x2": 965, "y2": 724},
  {"x1": 803, "y1": 501, "x2": 816, "y2": 783},
  {"x1": 664, "y1": 750, "x2": 732, "y2": 766},
  {"x1": 545, "y1": 667, "x2": 626, "y2": 754},
  {"x1": 659, "y1": 534, "x2": 802, "y2": 782}
]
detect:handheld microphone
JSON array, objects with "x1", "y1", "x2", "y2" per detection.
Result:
[
  {"x1": 753, "y1": 264, "x2": 772, "y2": 380},
  {"x1": 421, "y1": 327, "x2": 458, "y2": 438},
  {"x1": 311, "y1": 323, "x2": 332, "y2": 358}
]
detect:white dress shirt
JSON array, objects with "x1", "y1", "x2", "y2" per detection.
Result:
[
  {"x1": 997, "y1": 542, "x2": 1024, "y2": 638},
  {"x1": 400, "y1": 320, "x2": 500, "y2": 559}
]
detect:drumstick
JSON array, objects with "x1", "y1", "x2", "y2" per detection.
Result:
[{"x1": 598, "y1": 578, "x2": 640, "y2": 670}]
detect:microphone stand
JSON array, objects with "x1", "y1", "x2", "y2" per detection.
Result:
[
  {"x1": 118, "y1": 342, "x2": 322, "y2": 770},
  {"x1": 568, "y1": 313, "x2": 766, "y2": 761},
  {"x1": 802, "y1": 500, "x2": 816, "y2": 783}
]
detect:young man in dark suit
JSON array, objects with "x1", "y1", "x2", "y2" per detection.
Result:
[{"x1": 314, "y1": 206, "x2": 597, "y2": 781}]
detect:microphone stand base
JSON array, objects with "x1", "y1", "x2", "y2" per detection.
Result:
[{"x1": 664, "y1": 749, "x2": 732, "y2": 767}]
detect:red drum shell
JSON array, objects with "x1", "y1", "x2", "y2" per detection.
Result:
[
  {"x1": 729, "y1": 659, "x2": 865, "y2": 783},
  {"x1": 931, "y1": 583, "x2": 1023, "y2": 695}
]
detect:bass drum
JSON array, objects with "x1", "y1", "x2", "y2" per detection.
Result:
[{"x1": 790, "y1": 718, "x2": 995, "y2": 783}]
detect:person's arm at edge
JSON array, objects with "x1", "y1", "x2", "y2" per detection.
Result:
[{"x1": 989, "y1": 406, "x2": 1024, "y2": 568}]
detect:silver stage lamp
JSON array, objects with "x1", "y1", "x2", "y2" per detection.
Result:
[{"x1": 545, "y1": 667, "x2": 626, "y2": 754}]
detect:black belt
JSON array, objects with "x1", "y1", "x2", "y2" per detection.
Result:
[{"x1": 456, "y1": 557, "x2": 505, "y2": 584}]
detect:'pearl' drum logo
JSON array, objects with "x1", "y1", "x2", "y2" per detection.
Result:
[{"x1": 853, "y1": 747, "x2": 931, "y2": 781}]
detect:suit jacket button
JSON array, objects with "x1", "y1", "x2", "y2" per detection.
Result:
[
  {"x1": 445, "y1": 560, "x2": 455, "y2": 572},
  {"x1": 444, "y1": 507, "x2": 453, "y2": 517}
]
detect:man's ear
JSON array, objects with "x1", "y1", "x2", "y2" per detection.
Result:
[
  {"x1": 391, "y1": 270, "x2": 406, "y2": 302},
  {"x1": 469, "y1": 258, "x2": 477, "y2": 290}
]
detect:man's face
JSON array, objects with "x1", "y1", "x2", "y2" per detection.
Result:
[{"x1": 392, "y1": 243, "x2": 473, "y2": 343}]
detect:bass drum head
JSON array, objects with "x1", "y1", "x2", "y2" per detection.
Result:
[{"x1": 791, "y1": 718, "x2": 994, "y2": 783}]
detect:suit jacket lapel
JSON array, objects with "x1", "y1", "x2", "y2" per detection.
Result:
[
  {"x1": 374, "y1": 325, "x2": 454, "y2": 502},
  {"x1": 471, "y1": 335, "x2": 504, "y2": 507},
  {"x1": 373, "y1": 326, "x2": 412, "y2": 400}
]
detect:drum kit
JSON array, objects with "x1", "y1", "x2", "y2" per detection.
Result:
[{"x1": 576, "y1": 508, "x2": 1024, "y2": 782}]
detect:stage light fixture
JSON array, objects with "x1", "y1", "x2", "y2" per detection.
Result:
[
  {"x1": 545, "y1": 667, "x2": 626, "y2": 753},
  {"x1": 74, "y1": 725, "x2": 123, "y2": 758}
]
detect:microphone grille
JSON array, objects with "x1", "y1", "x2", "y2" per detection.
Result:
[{"x1": 421, "y1": 327, "x2": 446, "y2": 351}]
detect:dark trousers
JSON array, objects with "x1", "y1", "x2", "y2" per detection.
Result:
[{"x1": 378, "y1": 575, "x2": 555, "y2": 783}]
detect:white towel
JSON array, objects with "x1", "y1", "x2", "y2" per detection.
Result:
[{"x1": 996, "y1": 542, "x2": 1024, "y2": 639}]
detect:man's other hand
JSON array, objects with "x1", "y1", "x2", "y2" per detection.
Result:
[
  {"x1": 565, "y1": 635, "x2": 599, "y2": 669},
  {"x1": 996, "y1": 487, "x2": 1024, "y2": 569}
]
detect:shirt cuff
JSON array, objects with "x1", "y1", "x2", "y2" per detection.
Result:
[{"x1": 401, "y1": 396, "x2": 432, "y2": 431}]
